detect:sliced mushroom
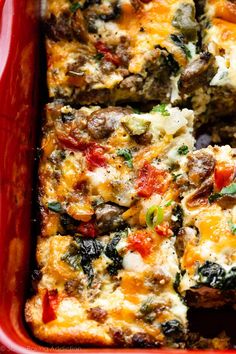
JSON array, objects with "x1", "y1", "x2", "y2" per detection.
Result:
[
  {"x1": 87, "y1": 107, "x2": 132, "y2": 139},
  {"x1": 179, "y1": 52, "x2": 217, "y2": 94},
  {"x1": 172, "y1": 3, "x2": 199, "y2": 41},
  {"x1": 95, "y1": 203, "x2": 126, "y2": 234}
]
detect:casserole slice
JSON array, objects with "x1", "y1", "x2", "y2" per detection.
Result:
[
  {"x1": 189, "y1": 0, "x2": 236, "y2": 118},
  {"x1": 25, "y1": 103, "x2": 194, "y2": 346},
  {"x1": 44, "y1": 0, "x2": 199, "y2": 104},
  {"x1": 178, "y1": 145, "x2": 236, "y2": 307},
  {"x1": 39, "y1": 102, "x2": 194, "y2": 238}
]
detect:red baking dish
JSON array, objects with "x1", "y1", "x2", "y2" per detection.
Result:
[{"x1": 0, "y1": 0, "x2": 235, "y2": 353}]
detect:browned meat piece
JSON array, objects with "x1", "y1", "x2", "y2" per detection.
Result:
[
  {"x1": 87, "y1": 307, "x2": 108, "y2": 323},
  {"x1": 64, "y1": 279, "x2": 83, "y2": 296},
  {"x1": 186, "y1": 178, "x2": 213, "y2": 208},
  {"x1": 187, "y1": 151, "x2": 216, "y2": 186},
  {"x1": 132, "y1": 332, "x2": 160, "y2": 348},
  {"x1": 45, "y1": 11, "x2": 88, "y2": 42}
]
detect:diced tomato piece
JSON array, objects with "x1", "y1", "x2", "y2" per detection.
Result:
[
  {"x1": 95, "y1": 41, "x2": 109, "y2": 54},
  {"x1": 136, "y1": 162, "x2": 169, "y2": 198},
  {"x1": 155, "y1": 222, "x2": 173, "y2": 237},
  {"x1": 57, "y1": 133, "x2": 106, "y2": 170},
  {"x1": 214, "y1": 161, "x2": 235, "y2": 191},
  {"x1": 128, "y1": 230, "x2": 153, "y2": 257},
  {"x1": 77, "y1": 220, "x2": 97, "y2": 237},
  {"x1": 95, "y1": 41, "x2": 121, "y2": 66},
  {"x1": 86, "y1": 144, "x2": 107, "y2": 170},
  {"x1": 42, "y1": 289, "x2": 59, "y2": 324},
  {"x1": 57, "y1": 132, "x2": 89, "y2": 151}
]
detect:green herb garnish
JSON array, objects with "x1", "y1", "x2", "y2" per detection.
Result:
[
  {"x1": 165, "y1": 200, "x2": 173, "y2": 207},
  {"x1": 209, "y1": 182, "x2": 236, "y2": 203},
  {"x1": 229, "y1": 220, "x2": 236, "y2": 235},
  {"x1": 177, "y1": 145, "x2": 189, "y2": 155},
  {"x1": 151, "y1": 103, "x2": 170, "y2": 116},
  {"x1": 117, "y1": 148, "x2": 133, "y2": 168},
  {"x1": 146, "y1": 205, "x2": 164, "y2": 228},
  {"x1": 94, "y1": 53, "x2": 104, "y2": 61},
  {"x1": 48, "y1": 201, "x2": 63, "y2": 213},
  {"x1": 70, "y1": 2, "x2": 82, "y2": 12},
  {"x1": 172, "y1": 173, "x2": 182, "y2": 181}
]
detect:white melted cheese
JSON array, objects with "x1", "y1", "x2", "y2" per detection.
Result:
[{"x1": 123, "y1": 252, "x2": 147, "y2": 272}]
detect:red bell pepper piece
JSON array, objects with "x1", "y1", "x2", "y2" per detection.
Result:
[
  {"x1": 95, "y1": 41, "x2": 121, "y2": 66},
  {"x1": 214, "y1": 161, "x2": 235, "y2": 191},
  {"x1": 86, "y1": 144, "x2": 107, "y2": 170},
  {"x1": 42, "y1": 289, "x2": 59, "y2": 324},
  {"x1": 155, "y1": 222, "x2": 173, "y2": 237}
]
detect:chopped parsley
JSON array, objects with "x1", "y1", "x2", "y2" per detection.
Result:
[
  {"x1": 117, "y1": 148, "x2": 133, "y2": 168},
  {"x1": 172, "y1": 172, "x2": 182, "y2": 181},
  {"x1": 177, "y1": 145, "x2": 189, "y2": 155},
  {"x1": 151, "y1": 103, "x2": 170, "y2": 116},
  {"x1": 165, "y1": 200, "x2": 173, "y2": 207},
  {"x1": 170, "y1": 33, "x2": 192, "y2": 59},
  {"x1": 48, "y1": 201, "x2": 63, "y2": 213},
  {"x1": 209, "y1": 182, "x2": 236, "y2": 203},
  {"x1": 94, "y1": 53, "x2": 104, "y2": 61},
  {"x1": 229, "y1": 221, "x2": 236, "y2": 235},
  {"x1": 70, "y1": 2, "x2": 82, "y2": 12}
]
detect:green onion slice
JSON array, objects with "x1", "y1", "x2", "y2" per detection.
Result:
[{"x1": 146, "y1": 205, "x2": 164, "y2": 228}]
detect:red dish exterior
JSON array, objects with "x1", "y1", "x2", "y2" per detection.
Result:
[{"x1": 0, "y1": 0, "x2": 234, "y2": 353}]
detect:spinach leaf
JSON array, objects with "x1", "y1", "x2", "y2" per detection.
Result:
[
  {"x1": 61, "y1": 243, "x2": 81, "y2": 270},
  {"x1": 70, "y1": 2, "x2": 82, "y2": 12},
  {"x1": 209, "y1": 182, "x2": 236, "y2": 203},
  {"x1": 60, "y1": 213, "x2": 80, "y2": 234},
  {"x1": 79, "y1": 237, "x2": 103, "y2": 260},
  {"x1": 62, "y1": 237, "x2": 103, "y2": 285},
  {"x1": 173, "y1": 272, "x2": 181, "y2": 293},
  {"x1": 170, "y1": 34, "x2": 192, "y2": 59},
  {"x1": 161, "y1": 320, "x2": 184, "y2": 341},
  {"x1": 223, "y1": 267, "x2": 236, "y2": 290},
  {"x1": 105, "y1": 232, "x2": 123, "y2": 275},
  {"x1": 198, "y1": 261, "x2": 225, "y2": 289},
  {"x1": 171, "y1": 204, "x2": 183, "y2": 235},
  {"x1": 48, "y1": 201, "x2": 63, "y2": 213}
]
